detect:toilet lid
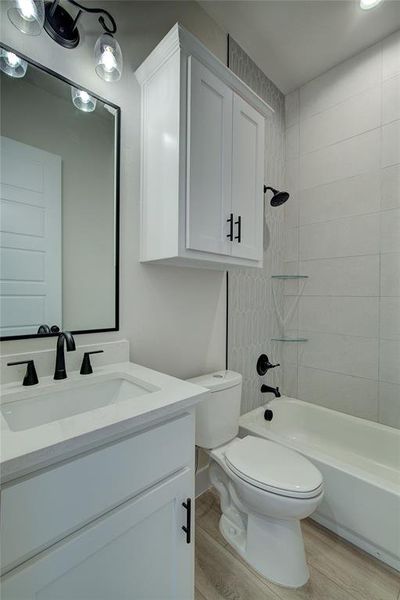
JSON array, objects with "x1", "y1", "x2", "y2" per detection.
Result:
[{"x1": 225, "y1": 436, "x2": 323, "y2": 499}]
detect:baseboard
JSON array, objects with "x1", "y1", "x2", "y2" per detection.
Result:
[
  {"x1": 195, "y1": 465, "x2": 210, "y2": 497},
  {"x1": 311, "y1": 513, "x2": 400, "y2": 572}
]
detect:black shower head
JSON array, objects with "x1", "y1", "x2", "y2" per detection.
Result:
[{"x1": 264, "y1": 186, "x2": 290, "y2": 207}]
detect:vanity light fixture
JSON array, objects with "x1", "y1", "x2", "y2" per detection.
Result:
[
  {"x1": 360, "y1": 0, "x2": 383, "y2": 9},
  {"x1": 94, "y1": 33, "x2": 122, "y2": 82},
  {"x1": 0, "y1": 48, "x2": 28, "y2": 77},
  {"x1": 7, "y1": 0, "x2": 44, "y2": 36},
  {"x1": 7, "y1": 0, "x2": 122, "y2": 81},
  {"x1": 71, "y1": 87, "x2": 97, "y2": 112}
]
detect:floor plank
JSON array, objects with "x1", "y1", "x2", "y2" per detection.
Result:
[
  {"x1": 195, "y1": 588, "x2": 208, "y2": 600},
  {"x1": 223, "y1": 533, "x2": 358, "y2": 600},
  {"x1": 196, "y1": 527, "x2": 282, "y2": 600},
  {"x1": 195, "y1": 491, "x2": 400, "y2": 600},
  {"x1": 302, "y1": 519, "x2": 400, "y2": 600},
  {"x1": 196, "y1": 490, "x2": 228, "y2": 548}
]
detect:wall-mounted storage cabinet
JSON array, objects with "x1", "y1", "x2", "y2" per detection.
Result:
[{"x1": 135, "y1": 24, "x2": 273, "y2": 269}]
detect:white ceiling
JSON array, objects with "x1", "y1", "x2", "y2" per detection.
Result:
[{"x1": 199, "y1": 0, "x2": 400, "y2": 93}]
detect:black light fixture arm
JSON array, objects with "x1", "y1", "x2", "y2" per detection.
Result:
[{"x1": 48, "y1": 0, "x2": 117, "y2": 34}]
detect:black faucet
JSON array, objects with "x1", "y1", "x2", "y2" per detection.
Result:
[
  {"x1": 261, "y1": 383, "x2": 281, "y2": 398},
  {"x1": 54, "y1": 331, "x2": 76, "y2": 380}
]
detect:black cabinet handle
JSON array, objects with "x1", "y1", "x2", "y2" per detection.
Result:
[
  {"x1": 235, "y1": 215, "x2": 242, "y2": 243},
  {"x1": 227, "y1": 213, "x2": 234, "y2": 240},
  {"x1": 182, "y1": 498, "x2": 191, "y2": 544}
]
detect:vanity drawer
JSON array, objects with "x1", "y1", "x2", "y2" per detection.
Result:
[{"x1": 1, "y1": 412, "x2": 194, "y2": 573}]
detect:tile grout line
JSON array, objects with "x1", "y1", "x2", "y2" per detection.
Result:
[{"x1": 377, "y1": 40, "x2": 384, "y2": 424}]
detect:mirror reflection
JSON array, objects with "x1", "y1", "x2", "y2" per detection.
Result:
[{"x1": 0, "y1": 50, "x2": 119, "y2": 339}]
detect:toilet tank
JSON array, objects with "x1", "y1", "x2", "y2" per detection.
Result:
[{"x1": 187, "y1": 371, "x2": 242, "y2": 449}]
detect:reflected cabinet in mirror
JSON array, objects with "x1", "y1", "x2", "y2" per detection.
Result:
[{"x1": 0, "y1": 48, "x2": 120, "y2": 340}]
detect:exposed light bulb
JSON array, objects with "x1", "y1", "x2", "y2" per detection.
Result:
[
  {"x1": 7, "y1": 0, "x2": 44, "y2": 35},
  {"x1": 79, "y1": 90, "x2": 90, "y2": 104},
  {"x1": 360, "y1": 0, "x2": 383, "y2": 9},
  {"x1": 16, "y1": 0, "x2": 36, "y2": 19},
  {"x1": 94, "y1": 34, "x2": 122, "y2": 82},
  {"x1": 71, "y1": 87, "x2": 97, "y2": 112},
  {"x1": 0, "y1": 48, "x2": 27, "y2": 77},
  {"x1": 6, "y1": 52, "x2": 20, "y2": 67},
  {"x1": 101, "y1": 46, "x2": 117, "y2": 73}
]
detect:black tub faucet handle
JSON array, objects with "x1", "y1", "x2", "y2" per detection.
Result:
[{"x1": 256, "y1": 354, "x2": 280, "y2": 376}]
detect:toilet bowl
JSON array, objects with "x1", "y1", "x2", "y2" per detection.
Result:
[
  {"x1": 208, "y1": 436, "x2": 323, "y2": 588},
  {"x1": 188, "y1": 370, "x2": 324, "y2": 588}
]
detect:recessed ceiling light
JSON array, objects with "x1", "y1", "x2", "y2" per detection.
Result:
[{"x1": 360, "y1": 0, "x2": 383, "y2": 10}]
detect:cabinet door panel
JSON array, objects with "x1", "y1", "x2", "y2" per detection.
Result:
[
  {"x1": 231, "y1": 94, "x2": 264, "y2": 261},
  {"x1": 2, "y1": 469, "x2": 193, "y2": 600},
  {"x1": 186, "y1": 56, "x2": 233, "y2": 256}
]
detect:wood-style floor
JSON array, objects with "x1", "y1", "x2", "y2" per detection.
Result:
[{"x1": 195, "y1": 490, "x2": 400, "y2": 600}]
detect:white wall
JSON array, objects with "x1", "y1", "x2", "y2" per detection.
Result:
[
  {"x1": 0, "y1": 1, "x2": 227, "y2": 379},
  {"x1": 283, "y1": 31, "x2": 400, "y2": 427}
]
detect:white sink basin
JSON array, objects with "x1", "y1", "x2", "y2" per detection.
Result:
[{"x1": 1, "y1": 377, "x2": 155, "y2": 432}]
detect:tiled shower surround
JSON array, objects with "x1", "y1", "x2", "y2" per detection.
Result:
[
  {"x1": 227, "y1": 38, "x2": 286, "y2": 415},
  {"x1": 228, "y1": 32, "x2": 399, "y2": 428},
  {"x1": 283, "y1": 31, "x2": 400, "y2": 428}
]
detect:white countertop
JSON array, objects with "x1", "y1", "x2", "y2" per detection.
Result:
[{"x1": 0, "y1": 362, "x2": 208, "y2": 484}]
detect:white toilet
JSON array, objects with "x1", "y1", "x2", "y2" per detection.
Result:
[{"x1": 189, "y1": 370, "x2": 323, "y2": 589}]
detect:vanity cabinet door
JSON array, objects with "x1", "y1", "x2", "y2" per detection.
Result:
[
  {"x1": 2, "y1": 469, "x2": 194, "y2": 600},
  {"x1": 231, "y1": 93, "x2": 264, "y2": 261},
  {"x1": 186, "y1": 55, "x2": 233, "y2": 256}
]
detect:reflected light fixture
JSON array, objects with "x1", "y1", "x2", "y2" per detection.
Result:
[
  {"x1": 0, "y1": 48, "x2": 28, "y2": 77},
  {"x1": 7, "y1": 0, "x2": 122, "y2": 82},
  {"x1": 360, "y1": 0, "x2": 383, "y2": 9},
  {"x1": 71, "y1": 87, "x2": 97, "y2": 112}
]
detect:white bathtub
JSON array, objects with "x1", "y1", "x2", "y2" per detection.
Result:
[{"x1": 239, "y1": 397, "x2": 400, "y2": 571}]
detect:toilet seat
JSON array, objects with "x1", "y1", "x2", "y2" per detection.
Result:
[{"x1": 224, "y1": 436, "x2": 323, "y2": 499}]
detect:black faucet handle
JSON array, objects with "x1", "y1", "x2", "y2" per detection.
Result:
[
  {"x1": 80, "y1": 350, "x2": 104, "y2": 375},
  {"x1": 256, "y1": 354, "x2": 280, "y2": 376},
  {"x1": 7, "y1": 360, "x2": 39, "y2": 386}
]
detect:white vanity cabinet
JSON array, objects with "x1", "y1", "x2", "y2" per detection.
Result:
[
  {"x1": 135, "y1": 24, "x2": 272, "y2": 269},
  {"x1": 1, "y1": 412, "x2": 195, "y2": 600},
  {"x1": 2, "y1": 470, "x2": 192, "y2": 600}
]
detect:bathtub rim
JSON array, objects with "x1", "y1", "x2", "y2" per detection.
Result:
[{"x1": 239, "y1": 397, "x2": 400, "y2": 497}]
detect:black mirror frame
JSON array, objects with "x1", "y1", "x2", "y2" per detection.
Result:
[{"x1": 0, "y1": 44, "x2": 120, "y2": 342}]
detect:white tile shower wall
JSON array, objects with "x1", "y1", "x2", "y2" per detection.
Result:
[
  {"x1": 228, "y1": 38, "x2": 285, "y2": 414},
  {"x1": 283, "y1": 30, "x2": 400, "y2": 428}
]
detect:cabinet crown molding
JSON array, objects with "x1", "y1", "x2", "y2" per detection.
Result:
[{"x1": 134, "y1": 23, "x2": 274, "y2": 119}]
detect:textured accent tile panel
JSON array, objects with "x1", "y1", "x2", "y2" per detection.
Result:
[{"x1": 227, "y1": 38, "x2": 285, "y2": 415}]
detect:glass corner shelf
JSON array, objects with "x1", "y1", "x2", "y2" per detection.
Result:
[
  {"x1": 271, "y1": 337, "x2": 308, "y2": 342},
  {"x1": 271, "y1": 275, "x2": 309, "y2": 280}
]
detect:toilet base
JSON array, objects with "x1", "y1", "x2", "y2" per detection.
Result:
[{"x1": 219, "y1": 511, "x2": 309, "y2": 588}]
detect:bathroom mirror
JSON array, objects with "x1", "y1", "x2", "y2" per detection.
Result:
[{"x1": 0, "y1": 47, "x2": 120, "y2": 340}]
